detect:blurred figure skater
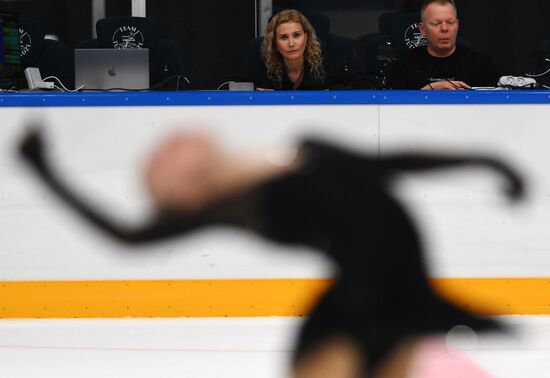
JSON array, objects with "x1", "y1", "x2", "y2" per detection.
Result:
[{"x1": 19, "y1": 129, "x2": 523, "y2": 377}]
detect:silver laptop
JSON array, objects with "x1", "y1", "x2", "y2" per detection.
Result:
[{"x1": 74, "y1": 48, "x2": 150, "y2": 91}]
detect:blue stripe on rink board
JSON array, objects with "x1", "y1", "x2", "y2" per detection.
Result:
[{"x1": 2, "y1": 90, "x2": 550, "y2": 107}]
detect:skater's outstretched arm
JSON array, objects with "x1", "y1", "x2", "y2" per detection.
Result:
[
  {"x1": 377, "y1": 153, "x2": 525, "y2": 201},
  {"x1": 18, "y1": 129, "x2": 211, "y2": 244}
]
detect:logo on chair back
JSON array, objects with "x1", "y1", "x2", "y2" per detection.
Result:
[
  {"x1": 112, "y1": 25, "x2": 144, "y2": 49},
  {"x1": 404, "y1": 23, "x2": 426, "y2": 49},
  {"x1": 19, "y1": 28, "x2": 32, "y2": 56}
]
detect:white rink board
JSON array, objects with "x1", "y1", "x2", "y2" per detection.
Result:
[
  {"x1": 380, "y1": 105, "x2": 550, "y2": 277},
  {"x1": 1, "y1": 104, "x2": 549, "y2": 281}
]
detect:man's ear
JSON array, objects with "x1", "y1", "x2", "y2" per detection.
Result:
[{"x1": 418, "y1": 22, "x2": 426, "y2": 36}]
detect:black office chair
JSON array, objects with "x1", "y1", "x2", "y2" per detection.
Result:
[
  {"x1": 356, "y1": 12, "x2": 424, "y2": 75},
  {"x1": 530, "y1": 38, "x2": 550, "y2": 87},
  {"x1": 19, "y1": 18, "x2": 74, "y2": 89},
  {"x1": 77, "y1": 17, "x2": 185, "y2": 90},
  {"x1": 288, "y1": 11, "x2": 356, "y2": 87},
  {"x1": 381, "y1": 12, "x2": 426, "y2": 51}
]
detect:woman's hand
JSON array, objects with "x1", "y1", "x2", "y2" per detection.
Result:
[{"x1": 422, "y1": 80, "x2": 471, "y2": 90}]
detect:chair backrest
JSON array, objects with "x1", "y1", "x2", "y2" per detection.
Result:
[
  {"x1": 531, "y1": 38, "x2": 550, "y2": 86},
  {"x1": 324, "y1": 34, "x2": 355, "y2": 88},
  {"x1": 354, "y1": 12, "x2": 425, "y2": 79},
  {"x1": 96, "y1": 16, "x2": 159, "y2": 53},
  {"x1": 19, "y1": 18, "x2": 46, "y2": 67},
  {"x1": 383, "y1": 12, "x2": 427, "y2": 51},
  {"x1": 356, "y1": 33, "x2": 391, "y2": 74},
  {"x1": 152, "y1": 38, "x2": 185, "y2": 88},
  {"x1": 269, "y1": 8, "x2": 330, "y2": 47},
  {"x1": 302, "y1": 11, "x2": 330, "y2": 48},
  {"x1": 19, "y1": 18, "x2": 73, "y2": 88}
]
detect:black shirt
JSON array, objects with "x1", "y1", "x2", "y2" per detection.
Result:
[
  {"x1": 244, "y1": 60, "x2": 327, "y2": 90},
  {"x1": 388, "y1": 45, "x2": 501, "y2": 89}
]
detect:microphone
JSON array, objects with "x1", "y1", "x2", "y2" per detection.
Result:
[{"x1": 343, "y1": 58, "x2": 350, "y2": 87}]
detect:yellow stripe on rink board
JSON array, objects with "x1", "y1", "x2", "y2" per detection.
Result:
[
  {"x1": 0, "y1": 278, "x2": 549, "y2": 318},
  {"x1": 0, "y1": 279, "x2": 333, "y2": 319},
  {"x1": 432, "y1": 278, "x2": 550, "y2": 316}
]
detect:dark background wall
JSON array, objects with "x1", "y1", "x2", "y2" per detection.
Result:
[
  {"x1": 106, "y1": 0, "x2": 131, "y2": 17},
  {"x1": 146, "y1": 0, "x2": 256, "y2": 89},
  {"x1": 3, "y1": 0, "x2": 550, "y2": 87},
  {"x1": 457, "y1": 0, "x2": 550, "y2": 75}
]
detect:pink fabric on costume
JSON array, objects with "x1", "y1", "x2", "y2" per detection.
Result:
[{"x1": 409, "y1": 337, "x2": 493, "y2": 378}]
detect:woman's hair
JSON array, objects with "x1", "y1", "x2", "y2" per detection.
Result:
[{"x1": 261, "y1": 9, "x2": 324, "y2": 86}]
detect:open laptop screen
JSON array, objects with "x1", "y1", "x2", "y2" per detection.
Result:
[
  {"x1": 0, "y1": 11, "x2": 21, "y2": 89},
  {"x1": 74, "y1": 48, "x2": 150, "y2": 91}
]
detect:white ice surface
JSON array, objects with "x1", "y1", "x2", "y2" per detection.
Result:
[{"x1": 1, "y1": 316, "x2": 549, "y2": 378}]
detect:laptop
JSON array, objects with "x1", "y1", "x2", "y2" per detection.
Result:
[{"x1": 74, "y1": 48, "x2": 149, "y2": 91}]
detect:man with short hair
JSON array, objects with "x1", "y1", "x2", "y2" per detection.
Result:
[{"x1": 388, "y1": 0, "x2": 500, "y2": 90}]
